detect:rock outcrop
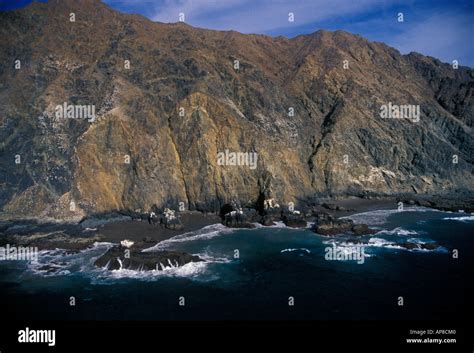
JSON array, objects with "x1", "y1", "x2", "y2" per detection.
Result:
[
  {"x1": 94, "y1": 245, "x2": 202, "y2": 271},
  {"x1": 401, "y1": 242, "x2": 441, "y2": 251}
]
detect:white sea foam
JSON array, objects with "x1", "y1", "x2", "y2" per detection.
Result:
[
  {"x1": 272, "y1": 221, "x2": 287, "y2": 228},
  {"x1": 343, "y1": 206, "x2": 437, "y2": 226},
  {"x1": 194, "y1": 251, "x2": 232, "y2": 264},
  {"x1": 143, "y1": 223, "x2": 233, "y2": 251},
  {"x1": 368, "y1": 237, "x2": 447, "y2": 252},
  {"x1": 375, "y1": 227, "x2": 418, "y2": 236},
  {"x1": 253, "y1": 221, "x2": 287, "y2": 229},
  {"x1": 90, "y1": 260, "x2": 212, "y2": 284},
  {"x1": 443, "y1": 215, "x2": 474, "y2": 222},
  {"x1": 406, "y1": 237, "x2": 425, "y2": 244},
  {"x1": 280, "y1": 248, "x2": 311, "y2": 254},
  {"x1": 323, "y1": 238, "x2": 386, "y2": 247},
  {"x1": 366, "y1": 237, "x2": 414, "y2": 250},
  {"x1": 27, "y1": 242, "x2": 114, "y2": 277},
  {"x1": 367, "y1": 237, "x2": 392, "y2": 246}
]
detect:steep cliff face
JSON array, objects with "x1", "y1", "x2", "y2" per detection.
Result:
[{"x1": 0, "y1": 0, "x2": 472, "y2": 219}]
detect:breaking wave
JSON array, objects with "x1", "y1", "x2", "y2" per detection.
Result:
[
  {"x1": 443, "y1": 215, "x2": 474, "y2": 222},
  {"x1": 323, "y1": 237, "x2": 447, "y2": 253},
  {"x1": 343, "y1": 206, "x2": 437, "y2": 226},
  {"x1": 143, "y1": 223, "x2": 233, "y2": 251},
  {"x1": 23, "y1": 241, "x2": 227, "y2": 283},
  {"x1": 27, "y1": 242, "x2": 114, "y2": 277},
  {"x1": 90, "y1": 261, "x2": 213, "y2": 284},
  {"x1": 280, "y1": 248, "x2": 311, "y2": 254},
  {"x1": 375, "y1": 227, "x2": 418, "y2": 236}
]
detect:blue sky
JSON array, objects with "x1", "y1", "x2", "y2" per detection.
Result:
[{"x1": 1, "y1": 0, "x2": 473, "y2": 66}]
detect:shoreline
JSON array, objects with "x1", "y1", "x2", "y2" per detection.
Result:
[
  {"x1": 0, "y1": 196, "x2": 472, "y2": 253},
  {"x1": 95, "y1": 198, "x2": 409, "y2": 246},
  {"x1": 98, "y1": 211, "x2": 221, "y2": 246}
]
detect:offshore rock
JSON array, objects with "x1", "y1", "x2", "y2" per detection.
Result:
[
  {"x1": 313, "y1": 218, "x2": 354, "y2": 236},
  {"x1": 94, "y1": 245, "x2": 202, "y2": 271}
]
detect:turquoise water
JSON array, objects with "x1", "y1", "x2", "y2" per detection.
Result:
[{"x1": 1, "y1": 208, "x2": 472, "y2": 320}]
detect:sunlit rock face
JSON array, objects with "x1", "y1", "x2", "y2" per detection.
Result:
[{"x1": 0, "y1": 0, "x2": 472, "y2": 219}]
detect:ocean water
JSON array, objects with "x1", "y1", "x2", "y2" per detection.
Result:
[{"x1": 1, "y1": 207, "x2": 472, "y2": 320}]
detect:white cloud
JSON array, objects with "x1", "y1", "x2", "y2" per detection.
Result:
[
  {"x1": 104, "y1": 0, "x2": 474, "y2": 66},
  {"x1": 150, "y1": 0, "x2": 386, "y2": 33}
]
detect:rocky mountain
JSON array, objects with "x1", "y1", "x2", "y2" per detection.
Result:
[{"x1": 0, "y1": 0, "x2": 472, "y2": 220}]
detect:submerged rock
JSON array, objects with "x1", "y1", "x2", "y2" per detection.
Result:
[
  {"x1": 401, "y1": 242, "x2": 440, "y2": 250},
  {"x1": 422, "y1": 242, "x2": 441, "y2": 250}
]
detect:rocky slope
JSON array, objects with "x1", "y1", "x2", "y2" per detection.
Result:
[{"x1": 0, "y1": 0, "x2": 472, "y2": 220}]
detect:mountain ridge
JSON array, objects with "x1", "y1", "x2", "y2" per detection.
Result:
[{"x1": 0, "y1": 0, "x2": 472, "y2": 220}]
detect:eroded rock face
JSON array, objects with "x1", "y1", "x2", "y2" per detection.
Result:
[{"x1": 0, "y1": 0, "x2": 472, "y2": 220}]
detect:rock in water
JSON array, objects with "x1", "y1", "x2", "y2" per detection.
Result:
[
  {"x1": 313, "y1": 219, "x2": 354, "y2": 235},
  {"x1": 401, "y1": 242, "x2": 441, "y2": 251},
  {"x1": 421, "y1": 243, "x2": 440, "y2": 250},
  {"x1": 94, "y1": 246, "x2": 202, "y2": 271}
]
